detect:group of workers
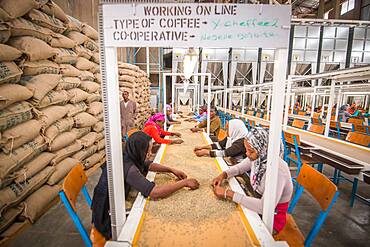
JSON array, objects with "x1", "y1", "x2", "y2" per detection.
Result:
[{"x1": 90, "y1": 90, "x2": 293, "y2": 246}]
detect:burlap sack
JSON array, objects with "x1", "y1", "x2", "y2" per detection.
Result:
[
  {"x1": 91, "y1": 52, "x2": 100, "y2": 64},
  {"x1": 0, "y1": 166, "x2": 54, "y2": 215},
  {"x1": 68, "y1": 88, "x2": 89, "y2": 103},
  {"x1": 84, "y1": 150, "x2": 105, "y2": 169},
  {"x1": 79, "y1": 70, "x2": 94, "y2": 81},
  {"x1": 119, "y1": 81, "x2": 133, "y2": 88},
  {"x1": 44, "y1": 117, "x2": 74, "y2": 142},
  {"x1": 96, "y1": 131, "x2": 104, "y2": 141},
  {"x1": 52, "y1": 48, "x2": 77, "y2": 64},
  {"x1": 81, "y1": 23, "x2": 98, "y2": 40},
  {"x1": 89, "y1": 63, "x2": 100, "y2": 74},
  {"x1": 86, "y1": 102, "x2": 103, "y2": 116},
  {"x1": 0, "y1": 62, "x2": 22, "y2": 84},
  {"x1": 74, "y1": 112, "x2": 98, "y2": 128},
  {"x1": 95, "y1": 112, "x2": 103, "y2": 121},
  {"x1": 0, "y1": 205, "x2": 24, "y2": 234},
  {"x1": 73, "y1": 45, "x2": 92, "y2": 59},
  {"x1": 7, "y1": 18, "x2": 53, "y2": 43},
  {"x1": 0, "y1": 0, "x2": 46, "y2": 19},
  {"x1": 56, "y1": 77, "x2": 81, "y2": 90},
  {"x1": 59, "y1": 64, "x2": 81, "y2": 77},
  {"x1": 19, "y1": 184, "x2": 61, "y2": 223},
  {"x1": 50, "y1": 141, "x2": 82, "y2": 165},
  {"x1": 118, "y1": 69, "x2": 138, "y2": 77},
  {"x1": 22, "y1": 74, "x2": 61, "y2": 103},
  {"x1": 79, "y1": 132, "x2": 97, "y2": 148},
  {"x1": 47, "y1": 157, "x2": 79, "y2": 185},
  {"x1": 118, "y1": 62, "x2": 140, "y2": 71},
  {"x1": 7, "y1": 37, "x2": 57, "y2": 61},
  {"x1": 93, "y1": 121, "x2": 104, "y2": 132},
  {"x1": 86, "y1": 93, "x2": 101, "y2": 103},
  {"x1": 83, "y1": 38, "x2": 99, "y2": 52},
  {"x1": 37, "y1": 90, "x2": 71, "y2": 108},
  {"x1": 96, "y1": 139, "x2": 105, "y2": 151},
  {"x1": 65, "y1": 15, "x2": 81, "y2": 31},
  {"x1": 49, "y1": 131, "x2": 77, "y2": 152},
  {"x1": 13, "y1": 152, "x2": 56, "y2": 184},
  {"x1": 94, "y1": 73, "x2": 101, "y2": 83},
  {"x1": 0, "y1": 44, "x2": 22, "y2": 62},
  {"x1": 26, "y1": 9, "x2": 66, "y2": 33},
  {"x1": 119, "y1": 75, "x2": 136, "y2": 84},
  {"x1": 75, "y1": 57, "x2": 95, "y2": 71},
  {"x1": 0, "y1": 101, "x2": 33, "y2": 132},
  {"x1": 72, "y1": 145, "x2": 97, "y2": 162},
  {"x1": 0, "y1": 23, "x2": 10, "y2": 43},
  {"x1": 20, "y1": 60, "x2": 60, "y2": 76},
  {"x1": 38, "y1": 105, "x2": 68, "y2": 129},
  {"x1": 65, "y1": 102, "x2": 87, "y2": 117},
  {"x1": 80, "y1": 81, "x2": 100, "y2": 94},
  {"x1": 40, "y1": 0, "x2": 68, "y2": 23},
  {"x1": 49, "y1": 33, "x2": 76, "y2": 49},
  {"x1": 1, "y1": 119, "x2": 41, "y2": 153},
  {"x1": 70, "y1": 127, "x2": 91, "y2": 139},
  {"x1": 0, "y1": 135, "x2": 47, "y2": 185},
  {"x1": 64, "y1": 30, "x2": 88, "y2": 45},
  {"x1": 0, "y1": 84, "x2": 33, "y2": 110}
]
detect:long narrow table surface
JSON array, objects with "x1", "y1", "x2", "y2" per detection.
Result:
[
  {"x1": 134, "y1": 122, "x2": 256, "y2": 246},
  {"x1": 288, "y1": 114, "x2": 353, "y2": 129},
  {"x1": 219, "y1": 107, "x2": 370, "y2": 172}
]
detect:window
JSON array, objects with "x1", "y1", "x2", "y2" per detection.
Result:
[{"x1": 341, "y1": 0, "x2": 355, "y2": 15}]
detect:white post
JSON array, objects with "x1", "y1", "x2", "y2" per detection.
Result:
[
  {"x1": 290, "y1": 93, "x2": 295, "y2": 114},
  {"x1": 242, "y1": 85, "x2": 246, "y2": 117},
  {"x1": 283, "y1": 77, "x2": 292, "y2": 130},
  {"x1": 310, "y1": 87, "x2": 317, "y2": 118},
  {"x1": 320, "y1": 96, "x2": 325, "y2": 119},
  {"x1": 207, "y1": 75, "x2": 211, "y2": 135},
  {"x1": 324, "y1": 80, "x2": 336, "y2": 137},
  {"x1": 102, "y1": 47, "x2": 125, "y2": 240},
  {"x1": 266, "y1": 88, "x2": 272, "y2": 120},
  {"x1": 229, "y1": 89, "x2": 232, "y2": 111},
  {"x1": 146, "y1": 47, "x2": 150, "y2": 75},
  {"x1": 263, "y1": 48, "x2": 288, "y2": 233},
  {"x1": 171, "y1": 79, "x2": 175, "y2": 115},
  {"x1": 335, "y1": 90, "x2": 341, "y2": 122}
]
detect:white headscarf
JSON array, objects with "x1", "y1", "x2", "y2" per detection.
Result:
[{"x1": 225, "y1": 119, "x2": 249, "y2": 149}]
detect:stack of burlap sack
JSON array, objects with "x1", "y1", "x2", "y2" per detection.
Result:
[
  {"x1": 118, "y1": 62, "x2": 152, "y2": 129},
  {"x1": 0, "y1": 0, "x2": 105, "y2": 234}
]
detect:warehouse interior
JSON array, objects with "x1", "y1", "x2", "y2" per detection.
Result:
[{"x1": 0, "y1": 0, "x2": 369, "y2": 247}]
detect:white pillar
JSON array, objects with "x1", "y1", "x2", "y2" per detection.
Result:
[
  {"x1": 207, "y1": 75, "x2": 211, "y2": 135},
  {"x1": 102, "y1": 47, "x2": 125, "y2": 240},
  {"x1": 263, "y1": 48, "x2": 288, "y2": 233},
  {"x1": 290, "y1": 93, "x2": 295, "y2": 114},
  {"x1": 335, "y1": 90, "x2": 341, "y2": 122},
  {"x1": 324, "y1": 80, "x2": 336, "y2": 136},
  {"x1": 266, "y1": 88, "x2": 272, "y2": 120},
  {"x1": 229, "y1": 89, "x2": 232, "y2": 111},
  {"x1": 311, "y1": 88, "x2": 317, "y2": 118},
  {"x1": 146, "y1": 47, "x2": 150, "y2": 75},
  {"x1": 242, "y1": 85, "x2": 246, "y2": 117},
  {"x1": 283, "y1": 78, "x2": 292, "y2": 129}
]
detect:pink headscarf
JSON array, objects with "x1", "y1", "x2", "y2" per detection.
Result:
[{"x1": 145, "y1": 113, "x2": 165, "y2": 131}]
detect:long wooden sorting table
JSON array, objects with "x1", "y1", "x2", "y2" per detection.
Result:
[
  {"x1": 108, "y1": 121, "x2": 280, "y2": 247},
  {"x1": 288, "y1": 114, "x2": 354, "y2": 130},
  {"x1": 219, "y1": 107, "x2": 370, "y2": 182}
]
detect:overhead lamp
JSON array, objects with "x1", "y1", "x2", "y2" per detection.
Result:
[{"x1": 183, "y1": 48, "x2": 198, "y2": 80}]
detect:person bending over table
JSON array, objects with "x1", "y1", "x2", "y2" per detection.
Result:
[
  {"x1": 166, "y1": 104, "x2": 181, "y2": 125},
  {"x1": 143, "y1": 113, "x2": 183, "y2": 145},
  {"x1": 193, "y1": 119, "x2": 248, "y2": 164},
  {"x1": 184, "y1": 105, "x2": 207, "y2": 123},
  {"x1": 190, "y1": 106, "x2": 221, "y2": 140},
  {"x1": 91, "y1": 131, "x2": 200, "y2": 243},
  {"x1": 212, "y1": 127, "x2": 293, "y2": 234}
]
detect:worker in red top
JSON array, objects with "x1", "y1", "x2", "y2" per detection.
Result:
[{"x1": 143, "y1": 113, "x2": 184, "y2": 145}]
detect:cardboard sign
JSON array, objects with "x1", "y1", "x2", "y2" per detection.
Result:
[{"x1": 103, "y1": 3, "x2": 291, "y2": 48}]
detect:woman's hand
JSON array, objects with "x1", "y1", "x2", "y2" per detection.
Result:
[
  {"x1": 172, "y1": 169, "x2": 187, "y2": 180},
  {"x1": 212, "y1": 172, "x2": 227, "y2": 187},
  {"x1": 172, "y1": 132, "x2": 182, "y2": 137},
  {"x1": 194, "y1": 149, "x2": 210, "y2": 157},
  {"x1": 184, "y1": 178, "x2": 200, "y2": 190},
  {"x1": 171, "y1": 139, "x2": 184, "y2": 144},
  {"x1": 213, "y1": 185, "x2": 225, "y2": 199}
]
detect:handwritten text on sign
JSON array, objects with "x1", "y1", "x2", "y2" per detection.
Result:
[{"x1": 103, "y1": 4, "x2": 291, "y2": 48}]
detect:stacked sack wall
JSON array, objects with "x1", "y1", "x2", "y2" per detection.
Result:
[{"x1": 0, "y1": 0, "x2": 109, "y2": 235}]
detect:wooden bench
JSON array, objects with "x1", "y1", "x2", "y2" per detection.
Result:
[
  {"x1": 352, "y1": 124, "x2": 369, "y2": 135},
  {"x1": 292, "y1": 119, "x2": 306, "y2": 129},
  {"x1": 307, "y1": 124, "x2": 325, "y2": 135},
  {"x1": 346, "y1": 131, "x2": 370, "y2": 147},
  {"x1": 348, "y1": 118, "x2": 364, "y2": 126}
]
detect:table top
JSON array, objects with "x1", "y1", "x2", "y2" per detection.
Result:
[{"x1": 288, "y1": 114, "x2": 353, "y2": 130}]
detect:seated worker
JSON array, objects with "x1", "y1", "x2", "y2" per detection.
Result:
[
  {"x1": 91, "y1": 131, "x2": 200, "y2": 243},
  {"x1": 143, "y1": 113, "x2": 184, "y2": 145},
  {"x1": 185, "y1": 105, "x2": 207, "y2": 123},
  {"x1": 166, "y1": 104, "x2": 181, "y2": 125},
  {"x1": 211, "y1": 127, "x2": 293, "y2": 234},
  {"x1": 193, "y1": 119, "x2": 248, "y2": 164},
  {"x1": 190, "y1": 106, "x2": 221, "y2": 140}
]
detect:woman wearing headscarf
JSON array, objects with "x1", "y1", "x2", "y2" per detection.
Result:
[
  {"x1": 166, "y1": 104, "x2": 181, "y2": 125},
  {"x1": 211, "y1": 127, "x2": 293, "y2": 234},
  {"x1": 91, "y1": 131, "x2": 200, "y2": 244},
  {"x1": 143, "y1": 113, "x2": 183, "y2": 144},
  {"x1": 193, "y1": 119, "x2": 248, "y2": 164}
]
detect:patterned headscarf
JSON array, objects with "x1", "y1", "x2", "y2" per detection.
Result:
[
  {"x1": 245, "y1": 127, "x2": 269, "y2": 190},
  {"x1": 145, "y1": 113, "x2": 165, "y2": 132}
]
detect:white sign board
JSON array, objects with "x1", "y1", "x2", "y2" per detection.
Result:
[{"x1": 103, "y1": 3, "x2": 291, "y2": 48}]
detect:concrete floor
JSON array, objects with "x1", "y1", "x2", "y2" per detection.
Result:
[{"x1": 8, "y1": 166, "x2": 370, "y2": 247}]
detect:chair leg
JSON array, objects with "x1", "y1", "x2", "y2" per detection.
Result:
[
  {"x1": 350, "y1": 177, "x2": 358, "y2": 208},
  {"x1": 59, "y1": 192, "x2": 92, "y2": 247},
  {"x1": 337, "y1": 171, "x2": 341, "y2": 186}
]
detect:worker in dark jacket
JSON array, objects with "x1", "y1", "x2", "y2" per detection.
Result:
[{"x1": 193, "y1": 119, "x2": 248, "y2": 163}]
